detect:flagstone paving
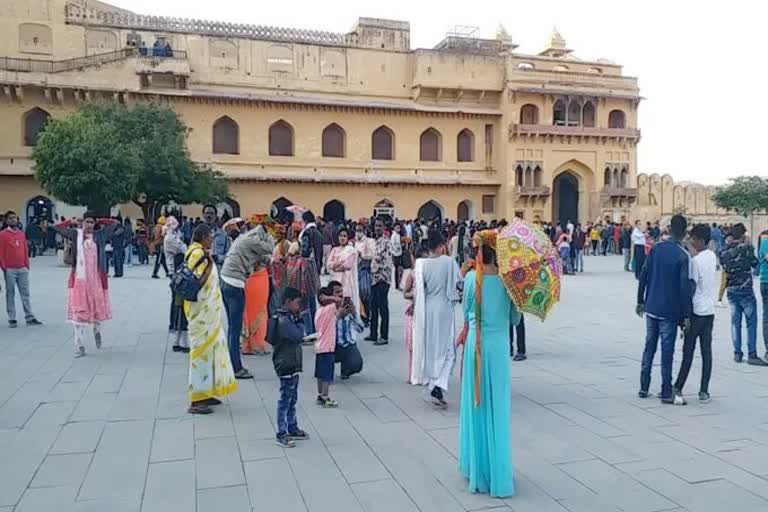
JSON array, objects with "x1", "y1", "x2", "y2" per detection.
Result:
[{"x1": 2, "y1": 255, "x2": 768, "y2": 511}]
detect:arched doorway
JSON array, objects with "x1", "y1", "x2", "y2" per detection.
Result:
[
  {"x1": 26, "y1": 196, "x2": 55, "y2": 225},
  {"x1": 271, "y1": 196, "x2": 293, "y2": 222},
  {"x1": 216, "y1": 198, "x2": 240, "y2": 222},
  {"x1": 323, "y1": 200, "x2": 345, "y2": 223},
  {"x1": 552, "y1": 172, "x2": 579, "y2": 225},
  {"x1": 418, "y1": 200, "x2": 443, "y2": 224},
  {"x1": 457, "y1": 200, "x2": 472, "y2": 222},
  {"x1": 373, "y1": 199, "x2": 394, "y2": 220}
]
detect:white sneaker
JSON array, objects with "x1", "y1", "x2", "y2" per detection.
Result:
[{"x1": 673, "y1": 394, "x2": 687, "y2": 406}]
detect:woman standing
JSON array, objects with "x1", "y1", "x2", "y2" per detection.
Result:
[
  {"x1": 163, "y1": 216, "x2": 188, "y2": 353},
  {"x1": 327, "y1": 227, "x2": 359, "y2": 314},
  {"x1": 55, "y1": 213, "x2": 122, "y2": 357},
  {"x1": 458, "y1": 230, "x2": 520, "y2": 498},
  {"x1": 241, "y1": 262, "x2": 271, "y2": 356},
  {"x1": 184, "y1": 224, "x2": 237, "y2": 415},
  {"x1": 269, "y1": 225, "x2": 290, "y2": 313}
]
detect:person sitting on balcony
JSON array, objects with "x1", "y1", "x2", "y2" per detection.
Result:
[
  {"x1": 138, "y1": 41, "x2": 148, "y2": 57},
  {"x1": 152, "y1": 40, "x2": 164, "y2": 58},
  {"x1": 165, "y1": 42, "x2": 173, "y2": 58}
]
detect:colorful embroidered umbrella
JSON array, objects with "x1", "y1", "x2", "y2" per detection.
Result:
[{"x1": 497, "y1": 219, "x2": 562, "y2": 320}]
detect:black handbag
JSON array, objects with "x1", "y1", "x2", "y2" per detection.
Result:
[{"x1": 170, "y1": 252, "x2": 209, "y2": 302}]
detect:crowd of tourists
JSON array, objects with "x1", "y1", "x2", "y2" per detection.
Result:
[{"x1": 6, "y1": 201, "x2": 768, "y2": 501}]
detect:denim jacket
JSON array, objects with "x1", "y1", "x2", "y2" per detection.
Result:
[{"x1": 211, "y1": 227, "x2": 230, "y2": 267}]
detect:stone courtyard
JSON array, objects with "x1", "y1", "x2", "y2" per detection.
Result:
[{"x1": 3, "y1": 255, "x2": 768, "y2": 512}]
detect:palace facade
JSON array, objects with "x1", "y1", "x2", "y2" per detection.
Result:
[{"x1": 1, "y1": 0, "x2": 644, "y2": 225}]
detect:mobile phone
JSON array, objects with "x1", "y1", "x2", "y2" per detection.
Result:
[{"x1": 343, "y1": 297, "x2": 352, "y2": 308}]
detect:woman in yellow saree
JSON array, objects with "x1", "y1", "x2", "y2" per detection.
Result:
[{"x1": 184, "y1": 224, "x2": 238, "y2": 415}]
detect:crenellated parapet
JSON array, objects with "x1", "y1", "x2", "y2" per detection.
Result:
[{"x1": 64, "y1": 2, "x2": 349, "y2": 47}]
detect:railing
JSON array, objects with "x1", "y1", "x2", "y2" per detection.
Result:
[
  {"x1": 0, "y1": 48, "x2": 187, "y2": 74},
  {"x1": 510, "y1": 123, "x2": 641, "y2": 139},
  {"x1": 509, "y1": 68, "x2": 638, "y2": 89},
  {"x1": 0, "y1": 48, "x2": 137, "y2": 73}
]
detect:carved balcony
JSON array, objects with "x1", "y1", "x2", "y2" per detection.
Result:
[
  {"x1": 509, "y1": 123, "x2": 641, "y2": 141},
  {"x1": 135, "y1": 51, "x2": 190, "y2": 77},
  {"x1": 516, "y1": 185, "x2": 551, "y2": 197}
]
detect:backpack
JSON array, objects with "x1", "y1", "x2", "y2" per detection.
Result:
[
  {"x1": 265, "y1": 313, "x2": 280, "y2": 346},
  {"x1": 170, "y1": 251, "x2": 209, "y2": 302}
]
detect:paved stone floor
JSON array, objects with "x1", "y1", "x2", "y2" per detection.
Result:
[{"x1": 3, "y1": 255, "x2": 768, "y2": 511}]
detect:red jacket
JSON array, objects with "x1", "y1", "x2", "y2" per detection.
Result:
[{"x1": 0, "y1": 228, "x2": 30, "y2": 271}]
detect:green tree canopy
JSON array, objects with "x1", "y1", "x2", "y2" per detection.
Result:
[
  {"x1": 33, "y1": 106, "x2": 140, "y2": 215},
  {"x1": 33, "y1": 102, "x2": 228, "y2": 220},
  {"x1": 711, "y1": 176, "x2": 768, "y2": 217}
]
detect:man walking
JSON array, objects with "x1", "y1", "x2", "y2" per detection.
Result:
[
  {"x1": 674, "y1": 224, "x2": 717, "y2": 403},
  {"x1": 631, "y1": 220, "x2": 646, "y2": 279},
  {"x1": 721, "y1": 223, "x2": 766, "y2": 365},
  {"x1": 636, "y1": 214, "x2": 690, "y2": 404},
  {"x1": 300, "y1": 211, "x2": 323, "y2": 334},
  {"x1": 0, "y1": 211, "x2": 42, "y2": 328},
  {"x1": 366, "y1": 218, "x2": 393, "y2": 344},
  {"x1": 621, "y1": 223, "x2": 632, "y2": 271}
]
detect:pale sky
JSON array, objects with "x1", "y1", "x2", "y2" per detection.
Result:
[{"x1": 109, "y1": 0, "x2": 765, "y2": 185}]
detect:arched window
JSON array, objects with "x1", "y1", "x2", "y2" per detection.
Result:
[
  {"x1": 582, "y1": 101, "x2": 596, "y2": 128},
  {"x1": 457, "y1": 200, "x2": 471, "y2": 222},
  {"x1": 322, "y1": 123, "x2": 345, "y2": 158},
  {"x1": 520, "y1": 104, "x2": 539, "y2": 125},
  {"x1": 323, "y1": 199, "x2": 345, "y2": 222},
  {"x1": 620, "y1": 167, "x2": 629, "y2": 188},
  {"x1": 419, "y1": 128, "x2": 442, "y2": 161},
  {"x1": 608, "y1": 110, "x2": 626, "y2": 129},
  {"x1": 567, "y1": 101, "x2": 581, "y2": 126},
  {"x1": 612, "y1": 168, "x2": 619, "y2": 188},
  {"x1": 23, "y1": 107, "x2": 50, "y2": 147},
  {"x1": 417, "y1": 200, "x2": 443, "y2": 222},
  {"x1": 524, "y1": 166, "x2": 533, "y2": 187},
  {"x1": 515, "y1": 165, "x2": 523, "y2": 187},
  {"x1": 553, "y1": 100, "x2": 566, "y2": 126},
  {"x1": 604, "y1": 167, "x2": 612, "y2": 187},
  {"x1": 372, "y1": 126, "x2": 394, "y2": 160},
  {"x1": 271, "y1": 196, "x2": 293, "y2": 221},
  {"x1": 456, "y1": 129, "x2": 474, "y2": 162},
  {"x1": 533, "y1": 166, "x2": 543, "y2": 187},
  {"x1": 269, "y1": 120, "x2": 294, "y2": 156},
  {"x1": 212, "y1": 116, "x2": 239, "y2": 155}
]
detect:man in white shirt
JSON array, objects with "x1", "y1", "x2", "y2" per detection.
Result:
[
  {"x1": 631, "y1": 220, "x2": 647, "y2": 280},
  {"x1": 673, "y1": 223, "x2": 717, "y2": 404}
]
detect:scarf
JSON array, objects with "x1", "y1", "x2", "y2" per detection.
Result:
[
  {"x1": 471, "y1": 229, "x2": 498, "y2": 407},
  {"x1": 75, "y1": 228, "x2": 86, "y2": 280}
]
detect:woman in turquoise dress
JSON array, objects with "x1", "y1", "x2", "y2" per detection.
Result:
[{"x1": 458, "y1": 230, "x2": 520, "y2": 498}]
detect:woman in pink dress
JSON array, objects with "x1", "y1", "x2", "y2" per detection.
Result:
[
  {"x1": 327, "y1": 227, "x2": 359, "y2": 313},
  {"x1": 55, "y1": 212, "x2": 122, "y2": 357}
]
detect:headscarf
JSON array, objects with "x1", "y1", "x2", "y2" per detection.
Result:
[{"x1": 471, "y1": 229, "x2": 498, "y2": 407}]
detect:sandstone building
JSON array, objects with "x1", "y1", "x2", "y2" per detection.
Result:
[{"x1": 1, "y1": 0, "x2": 647, "y2": 224}]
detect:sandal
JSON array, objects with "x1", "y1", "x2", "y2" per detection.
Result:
[
  {"x1": 188, "y1": 404, "x2": 213, "y2": 415},
  {"x1": 200, "y1": 397, "x2": 222, "y2": 406}
]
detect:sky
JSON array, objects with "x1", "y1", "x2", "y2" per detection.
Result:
[{"x1": 107, "y1": 0, "x2": 766, "y2": 185}]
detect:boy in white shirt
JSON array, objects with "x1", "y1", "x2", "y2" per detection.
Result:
[{"x1": 674, "y1": 224, "x2": 717, "y2": 404}]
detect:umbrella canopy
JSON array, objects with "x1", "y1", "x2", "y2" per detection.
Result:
[
  {"x1": 222, "y1": 217, "x2": 244, "y2": 231},
  {"x1": 497, "y1": 219, "x2": 562, "y2": 320}
]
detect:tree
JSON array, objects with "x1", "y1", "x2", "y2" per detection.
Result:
[
  {"x1": 33, "y1": 102, "x2": 229, "y2": 221},
  {"x1": 80, "y1": 103, "x2": 228, "y2": 221},
  {"x1": 712, "y1": 175, "x2": 768, "y2": 235},
  {"x1": 114, "y1": 103, "x2": 227, "y2": 221},
  {"x1": 33, "y1": 107, "x2": 140, "y2": 215}
]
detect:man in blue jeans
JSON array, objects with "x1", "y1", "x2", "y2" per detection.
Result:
[
  {"x1": 636, "y1": 214, "x2": 691, "y2": 404},
  {"x1": 220, "y1": 225, "x2": 274, "y2": 380},
  {"x1": 721, "y1": 223, "x2": 767, "y2": 365}
]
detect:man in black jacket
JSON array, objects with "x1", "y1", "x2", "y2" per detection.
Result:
[
  {"x1": 268, "y1": 287, "x2": 308, "y2": 448},
  {"x1": 300, "y1": 211, "x2": 323, "y2": 333}
]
